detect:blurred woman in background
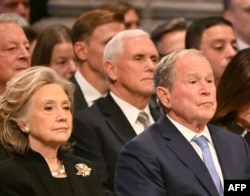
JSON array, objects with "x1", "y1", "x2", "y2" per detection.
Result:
[
  {"x1": 211, "y1": 48, "x2": 250, "y2": 146},
  {"x1": 32, "y1": 24, "x2": 77, "y2": 79}
]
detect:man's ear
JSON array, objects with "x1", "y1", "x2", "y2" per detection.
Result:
[
  {"x1": 104, "y1": 60, "x2": 118, "y2": 82},
  {"x1": 73, "y1": 41, "x2": 88, "y2": 61},
  {"x1": 156, "y1": 86, "x2": 171, "y2": 109}
]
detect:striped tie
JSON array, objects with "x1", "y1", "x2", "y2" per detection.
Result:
[{"x1": 137, "y1": 111, "x2": 150, "y2": 129}]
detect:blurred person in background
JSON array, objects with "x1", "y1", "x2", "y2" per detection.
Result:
[
  {"x1": 151, "y1": 17, "x2": 189, "y2": 58},
  {"x1": 223, "y1": 0, "x2": 250, "y2": 50},
  {"x1": 97, "y1": 1, "x2": 140, "y2": 29},
  {"x1": 0, "y1": 0, "x2": 30, "y2": 23},
  {"x1": 70, "y1": 9, "x2": 125, "y2": 112},
  {"x1": 211, "y1": 48, "x2": 250, "y2": 146},
  {"x1": 32, "y1": 24, "x2": 77, "y2": 80},
  {"x1": 185, "y1": 16, "x2": 237, "y2": 86}
]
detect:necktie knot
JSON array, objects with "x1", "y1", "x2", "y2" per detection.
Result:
[
  {"x1": 193, "y1": 135, "x2": 209, "y2": 150},
  {"x1": 137, "y1": 111, "x2": 150, "y2": 129}
]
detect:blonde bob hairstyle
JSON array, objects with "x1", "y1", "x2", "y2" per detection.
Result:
[{"x1": 0, "y1": 66, "x2": 74, "y2": 155}]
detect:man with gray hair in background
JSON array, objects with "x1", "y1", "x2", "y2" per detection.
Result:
[
  {"x1": 0, "y1": 13, "x2": 30, "y2": 95},
  {"x1": 0, "y1": 12, "x2": 30, "y2": 160}
]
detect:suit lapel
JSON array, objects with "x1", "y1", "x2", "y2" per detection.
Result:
[
  {"x1": 69, "y1": 76, "x2": 88, "y2": 111},
  {"x1": 98, "y1": 94, "x2": 137, "y2": 144},
  {"x1": 208, "y1": 125, "x2": 235, "y2": 179},
  {"x1": 25, "y1": 150, "x2": 60, "y2": 195},
  {"x1": 97, "y1": 93, "x2": 161, "y2": 144},
  {"x1": 158, "y1": 115, "x2": 220, "y2": 196}
]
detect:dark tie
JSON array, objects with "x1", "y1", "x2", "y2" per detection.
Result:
[
  {"x1": 192, "y1": 136, "x2": 223, "y2": 196},
  {"x1": 137, "y1": 111, "x2": 150, "y2": 129}
]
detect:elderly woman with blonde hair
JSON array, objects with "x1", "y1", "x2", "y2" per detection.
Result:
[{"x1": 0, "y1": 66, "x2": 103, "y2": 196}]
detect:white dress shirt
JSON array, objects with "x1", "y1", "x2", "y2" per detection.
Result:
[
  {"x1": 74, "y1": 70, "x2": 105, "y2": 107},
  {"x1": 167, "y1": 115, "x2": 224, "y2": 188},
  {"x1": 237, "y1": 38, "x2": 250, "y2": 50},
  {"x1": 110, "y1": 92, "x2": 154, "y2": 135}
]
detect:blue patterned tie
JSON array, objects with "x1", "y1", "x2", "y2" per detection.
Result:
[{"x1": 193, "y1": 136, "x2": 223, "y2": 196}]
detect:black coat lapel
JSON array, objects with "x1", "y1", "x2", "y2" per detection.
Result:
[{"x1": 25, "y1": 150, "x2": 60, "y2": 195}]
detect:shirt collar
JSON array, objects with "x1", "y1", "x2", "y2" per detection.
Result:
[
  {"x1": 237, "y1": 38, "x2": 250, "y2": 50},
  {"x1": 74, "y1": 70, "x2": 104, "y2": 106},
  {"x1": 110, "y1": 92, "x2": 151, "y2": 126},
  {"x1": 167, "y1": 115, "x2": 212, "y2": 144}
]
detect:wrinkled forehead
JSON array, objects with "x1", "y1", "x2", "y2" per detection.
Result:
[
  {"x1": 0, "y1": 22, "x2": 22, "y2": 33},
  {"x1": 175, "y1": 52, "x2": 213, "y2": 73},
  {"x1": 0, "y1": 23, "x2": 28, "y2": 44}
]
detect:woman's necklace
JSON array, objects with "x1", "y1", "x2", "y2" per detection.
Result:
[{"x1": 51, "y1": 162, "x2": 66, "y2": 177}]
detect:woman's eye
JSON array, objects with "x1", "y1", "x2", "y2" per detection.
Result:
[
  {"x1": 44, "y1": 106, "x2": 53, "y2": 111},
  {"x1": 63, "y1": 106, "x2": 70, "y2": 111}
]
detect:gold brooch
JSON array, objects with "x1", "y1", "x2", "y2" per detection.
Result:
[{"x1": 75, "y1": 163, "x2": 92, "y2": 177}]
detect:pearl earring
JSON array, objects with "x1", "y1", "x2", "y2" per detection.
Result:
[{"x1": 24, "y1": 127, "x2": 30, "y2": 133}]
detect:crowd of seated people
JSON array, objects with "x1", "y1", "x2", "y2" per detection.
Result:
[{"x1": 0, "y1": 0, "x2": 249, "y2": 195}]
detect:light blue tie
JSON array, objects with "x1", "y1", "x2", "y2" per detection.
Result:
[{"x1": 193, "y1": 136, "x2": 224, "y2": 196}]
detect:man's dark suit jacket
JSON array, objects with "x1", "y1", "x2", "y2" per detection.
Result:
[
  {"x1": 70, "y1": 75, "x2": 88, "y2": 113},
  {"x1": 0, "y1": 149, "x2": 103, "y2": 196},
  {"x1": 70, "y1": 93, "x2": 161, "y2": 194},
  {"x1": 115, "y1": 115, "x2": 250, "y2": 196}
]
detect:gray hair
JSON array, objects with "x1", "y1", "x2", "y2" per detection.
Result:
[
  {"x1": 154, "y1": 49, "x2": 206, "y2": 90},
  {"x1": 0, "y1": 13, "x2": 29, "y2": 27},
  {"x1": 103, "y1": 29, "x2": 149, "y2": 63}
]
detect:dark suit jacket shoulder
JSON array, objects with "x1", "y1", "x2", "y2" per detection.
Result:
[
  {"x1": 115, "y1": 115, "x2": 250, "y2": 196},
  {"x1": 69, "y1": 75, "x2": 88, "y2": 112},
  {"x1": 0, "y1": 149, "x2": 103, "y2": 196},
  {"x1": 70, "y1": 93, "x2": 161, "y2": 194}
]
